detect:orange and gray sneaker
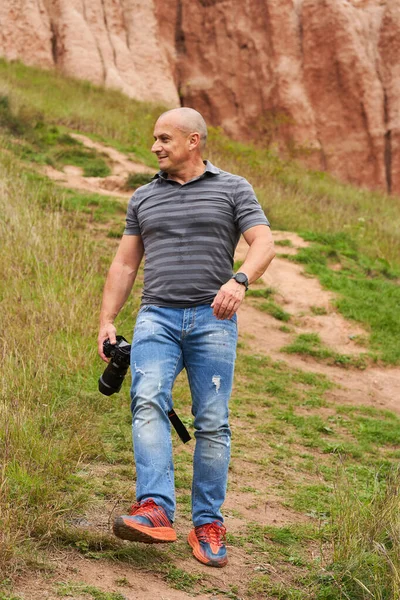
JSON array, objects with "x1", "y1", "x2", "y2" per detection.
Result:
[
  {"x1": 188, "y1": 521, "x2": 228, "y2": 567},
  {"x1": 113, "y1": 499, "x2": 177, "y2": 544}
]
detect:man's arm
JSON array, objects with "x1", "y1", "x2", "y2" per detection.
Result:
[
  {"x1": 211, "y1": 225, "x2": 275, "y2": 320},
  {"x1": 98, "y1": 234, "x2": 144, "y2": 361}
]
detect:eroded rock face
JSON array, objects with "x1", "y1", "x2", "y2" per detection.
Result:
[
  {"x1": 0, "y1": 0, "x2": 399, "y2": 193},
  {"x1": 0, "y1": 0, "x2": 180, "y2": 106}
]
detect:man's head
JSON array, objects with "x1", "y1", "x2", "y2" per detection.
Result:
[{"x1": 151, "y1": 107, "x2": 207, "y2": 175}]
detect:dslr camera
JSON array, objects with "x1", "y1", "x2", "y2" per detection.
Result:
[{"x1": 98, "y1": 335, "x2": 131, "y2": 396}]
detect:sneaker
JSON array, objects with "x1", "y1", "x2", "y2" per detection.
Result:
[
  {"x1": 113, "y1": 499, "x2": 177, "y2": 544},
  {"x1": 188, "y1": 521, "x2": 228, "y2": 567}
]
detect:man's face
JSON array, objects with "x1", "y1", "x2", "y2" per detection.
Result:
[{"x1": 151, "y1": 117, "x2": 191, "y2": 173}]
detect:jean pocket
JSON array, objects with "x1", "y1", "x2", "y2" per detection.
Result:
[{"x1": 137, "y1": 305, "x2": 152, "y2": 315}]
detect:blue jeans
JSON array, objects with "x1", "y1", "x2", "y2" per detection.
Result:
[{"x1": 129, "y1": 304, "x2": 238, "y2": 526}]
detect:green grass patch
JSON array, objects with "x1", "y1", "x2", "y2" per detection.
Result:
[
  {"x1": 163, "y1": 565, "x2": 203, "y2": 592},
  {"x1": 53, "y1": 147, "x2": 111, "y2": 177},
  {"x1": 291, "y1": 484, "x2": 333, "y2": 517},
  {"x1": 235, "y1": 353, "x2": 333, "y2": 409},
  {"x1": 0, "y1": 97, "x2": 112, "y2": 176},
  {"x1": 125, "y1": 172, "x2": 155, "y2": 189},
  {"x1": 61, "y1": 188, "x2": 126, "y2": 222},
  {"x1": 310, "y1": 305, "x2": 328, "y2": 316},
  {"x1": 18, "y1": 168, "x2": 126, "y2": 226},
  {"x1": 0, "y1": 593, "x2": 22, "y2": 600},
  {"x1": 57, "y1": 582, "x2": 126, "y2": 599},
  {"x1": 281, "y1": 333, "x2": 369, "y2": 368},
  {"x1": 258, "y1": 300, "x2": 291, "y2": 321},
  {"x1": 274, "y1": 239, "x2": 294, "y2": 247},
  {"x1": 0, "y1": 59, "x2": 162, "y2": 166},
  {"x1": 246, "y1": 287, "x2": 274, "y2": 298},
  {"x1": 291, "y1": 232, "x2": 400, "y2": 364}
]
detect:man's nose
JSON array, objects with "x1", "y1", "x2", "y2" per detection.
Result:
[{"x1": 151, "y1": 139, "x2": 160, "y2": 153}]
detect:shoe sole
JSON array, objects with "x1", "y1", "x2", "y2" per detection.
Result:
[
  {"x1": 113, "y1": 516, "x2": 177, "y2": 544},
  {"x1": 187, "y1": 529, "x2": 228, "y2": 568}
]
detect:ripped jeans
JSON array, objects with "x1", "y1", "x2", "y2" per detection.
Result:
[{"x1": 130, "y1": 304, "x2": 238, "y2": 526}]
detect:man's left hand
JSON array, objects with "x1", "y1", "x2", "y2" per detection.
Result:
[{"x1": 211, "y1": 279, "x2": 246, "y2": 320}]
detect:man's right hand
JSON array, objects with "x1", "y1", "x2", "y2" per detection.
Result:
[{"x1": 98, "y1": 323, "x2": 117, "y2": 362}]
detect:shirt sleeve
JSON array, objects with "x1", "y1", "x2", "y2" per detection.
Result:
[
  {"x1": 124, "y1": 193, "x2": 141, "y2": 235},
  {"x1": 233, "y1": 177, "x2": 270, "y2": 233}
]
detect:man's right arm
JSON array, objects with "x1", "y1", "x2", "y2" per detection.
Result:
[{"x1": 98, "y1": 234, "x2": 144, "y2": 361}]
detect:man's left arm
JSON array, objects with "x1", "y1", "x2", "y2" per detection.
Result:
[{"x1": 211, "y1": 225, "x2": 276, "y2": 320}]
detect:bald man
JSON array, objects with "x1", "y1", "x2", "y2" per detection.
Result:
[{"x1": 98, "y1": 107, "x2": 275, "y2": 567}]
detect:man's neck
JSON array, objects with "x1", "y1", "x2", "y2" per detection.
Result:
[{"x1": 167, "y1": 160, "x2": 206, "y2": 185}]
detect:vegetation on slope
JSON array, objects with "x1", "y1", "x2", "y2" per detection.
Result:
[{"x1": 0, "y1": 59, "x2": 400, "y2": 599}]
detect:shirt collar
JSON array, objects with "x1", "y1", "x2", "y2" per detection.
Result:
[{"x1": 154, "y1": 160, "x2": 220, "y2": 181}]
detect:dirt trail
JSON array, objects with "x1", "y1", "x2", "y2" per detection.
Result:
[
  {"x1": 42, "y1": 133, "x2": 156, "y2": 199},
  {"x1": 235, "y1": 233, "x2": 400, "y2": 415},
  {"x1": 17, "y1": 137, "x2": 399, "y2": 600}
]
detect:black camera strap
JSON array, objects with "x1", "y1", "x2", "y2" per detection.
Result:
[{"x1": 168, "y1": 409, "x2": 191, "y2": 444}]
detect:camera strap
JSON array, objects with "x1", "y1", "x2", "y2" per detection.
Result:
[{"x1": 168, "y1": 409, "x2": 191, "y2": 444}]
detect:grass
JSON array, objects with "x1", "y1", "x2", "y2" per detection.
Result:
[
  {"x1": 325, "y1": 466, "x2": 400, "y2": 600},
  {"x1": 125, "y1": 172, "x2": 155, "y2": 189},
  {"x1": 0, "y1": 58, "x2": 162, "y2": 165},
  {"x1": 1, "y1": 61, "x2": 400, "y2": 364},
  {"x1": 247, "y1": 285, "x2": 291, "y2": 322},
  {"x1": 246, "y1": 287, "x2": 274, "y2": 298},
  {"x1": 281, "y1": 333, "x2": 370, "y2": 368},
  {"x1": 57, "y1": 582, "x2": 127, "y2": 599},
  {"x1": 1, "y1": 59, "x2": 400, "y2": 599},
  {"x1": 0, "y1": 95, "x2": 112, "y2": 176},
  {"x1": 1, "y1": 58, "x2": 400, "y2": 266},
  {"x1": 258, "y1": 300, "x2": 291, "y2": 322},
  {"x1": 290, "y1": 232, "x2": 400, "y2": 364},
  {"x1": 0, "y1": 148, "x2": 137, "y2": 576}
]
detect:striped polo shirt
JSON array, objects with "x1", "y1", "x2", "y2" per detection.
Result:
[{"x1": 124, "y1": 160, "x2": 270, "y2": 308}]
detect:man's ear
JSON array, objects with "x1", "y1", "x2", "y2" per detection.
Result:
[{"x1": 189, "y1": 132, "x2": 201, "y2": 150}]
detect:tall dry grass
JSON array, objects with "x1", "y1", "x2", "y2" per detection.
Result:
[
  {"x1": 0, "y1": 149, "x2": 110, "y2": 574},
  {"x1": 330, "y1": 466, "x2": 400, "y2": 599}
]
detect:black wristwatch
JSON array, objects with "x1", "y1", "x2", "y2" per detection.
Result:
[{"x1": 232, "y1": 272, "x2": 249, "y2": 291}]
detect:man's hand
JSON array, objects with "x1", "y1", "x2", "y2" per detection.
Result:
[
  {"x1": 211, "y1": 279, "x2": 246, "y2": 320},
  {"x1": 98, "y1": 322, "x2": 117, "y2": 362}
]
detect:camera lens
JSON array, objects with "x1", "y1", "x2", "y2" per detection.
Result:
[{"x1": 98, "y1": 336, "x2": 131, "y2": 396}]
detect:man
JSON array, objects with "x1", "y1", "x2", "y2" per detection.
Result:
[{"x1": 98, "y1": 107, "x2": 275, "y2": 568}]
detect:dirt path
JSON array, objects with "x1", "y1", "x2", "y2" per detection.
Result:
[
  {"x1": 235, "y1": 233, "x2": 400, "y2": 415},
  {"x1": 42, "y1": 133, "x2": 156, "y2": 199},
  {"x1": 17, "y1": 136, "x2": 399, "y2": 600}
]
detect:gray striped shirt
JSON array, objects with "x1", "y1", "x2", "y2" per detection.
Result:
[{"x1": 124, "y1": 161, "x2": 270, "y2": 308}]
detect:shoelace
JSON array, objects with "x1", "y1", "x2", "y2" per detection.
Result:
[
  {"x1": 128, "y1": 499, "x2": 171, "y2": 527},
  {"x1": 128, "y1": 499, "x2": 157, "y2": 516},
  {"x1": 196, "y1": 522, "x2": 226, "y2": 547}
]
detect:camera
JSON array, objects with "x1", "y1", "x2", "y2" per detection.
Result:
[{"x1": 98, "y1": 335, "x2": 131, "y2": 396}]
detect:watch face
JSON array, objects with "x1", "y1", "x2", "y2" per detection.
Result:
[{"x1": 234, "y1": 273, "x2": 247, "y2": 284}]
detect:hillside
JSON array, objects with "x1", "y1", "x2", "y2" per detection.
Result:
[
  {"x1": 1, "y1": 61, "x2": 400, "y2": 600},
  {"x1": 1, "y1": 0, "x2": 400, "y2": 194}
]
